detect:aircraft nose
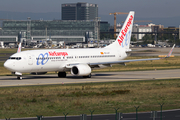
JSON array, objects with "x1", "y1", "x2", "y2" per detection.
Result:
[{"x1": 4, "y1": 61, "x2": 12, "y2": 70}]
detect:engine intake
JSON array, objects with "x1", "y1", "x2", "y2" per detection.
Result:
[{"x1": 71, "y1": 64, "x2": 91, "y2": 76}]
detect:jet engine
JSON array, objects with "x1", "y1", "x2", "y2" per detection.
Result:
[{"x1": 71, "y1": 64, "x2": 91, "y2": 76}]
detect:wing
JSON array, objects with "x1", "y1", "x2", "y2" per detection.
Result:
[
  {"x1": 66, "y1": 44, "x2": 175, "y2": 68},
  {"x1": 89, "y1": 58, "x2": 161, "y2": 66},
  {"x1": 90, "y1": 44, "x2": 175, "y2": 66}
]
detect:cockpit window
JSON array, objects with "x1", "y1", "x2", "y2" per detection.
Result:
[
  {"x1": 9, "y1": 57, "x2": 21, "y2": 60},
  {"x1": 16, "y1": 57, "x2": 21, "y2": 60},
  {"x1": 9, "y1": 57, "x2": 15, "y2": 59}
]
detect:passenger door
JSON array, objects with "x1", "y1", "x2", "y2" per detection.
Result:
[{"x1": 27, "y1": 54, "x2": 33, "y2": 65}]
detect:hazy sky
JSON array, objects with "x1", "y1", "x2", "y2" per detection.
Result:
[
  {"x1": 0, "y1": 0, "x2": 180, "y2": 18},
  {"x1": 0, "y1": 0, "x2": 180, "y2": 27}
]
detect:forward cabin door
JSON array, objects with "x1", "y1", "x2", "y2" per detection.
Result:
[{"x1": 27, "y1": 54, "x2": 33, "y2": 65}]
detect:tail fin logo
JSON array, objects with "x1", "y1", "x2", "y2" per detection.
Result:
[
  {"x1": 122, "y1": 30, "x2": 131, "y2": 48},
  {"x1": 37, "y1": 53, "x2": 49, "y2": 65},
  {"x1": 118, "y1": 15, "x2": 133, "y2": 46}
]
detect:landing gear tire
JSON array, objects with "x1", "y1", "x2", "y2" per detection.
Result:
[
  {"x1": 17, "y1": 76, "x2": 22, "y2": 80},
  {"x1": 83, "y1": 73, "x2": 91, "y2": 78},
  {"x1": 58, "y1": 72, "x2": 66, "y2": 78}
]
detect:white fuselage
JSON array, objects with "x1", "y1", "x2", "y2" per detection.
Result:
[
  {"x1": 3, "y1": 11, "x2": 174, "y2": 79},
  {"x1": 4, "y1": 47, "x2": 127, "y2": 73},
  {"x1": 4, "y1": 11, "x2": 135, "y2": 78}
]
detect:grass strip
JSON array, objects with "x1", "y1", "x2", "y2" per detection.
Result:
[{"x1": 0, "y1": 79, "x2": 180, "y2": 118}]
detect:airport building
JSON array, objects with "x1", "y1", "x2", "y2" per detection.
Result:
[
  {"x1": 133, "y1": 24, "x2": 152, "y2": 40},
  {"x1": 132, "y1": 24, "x2": 165, "y2": 40},
  {"x1": 0, "y1": 2, "x2": 110, "y2": 46},
  {"x1": 62, "y1": 2, "x2": 98, "y2": 20},
  {"x1": 0, "y1": 19, "x2": 109, "y2": 44}
]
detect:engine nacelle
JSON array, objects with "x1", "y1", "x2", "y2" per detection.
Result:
[{"x1": 71, "y1": 64, "x2": 91, "y2": 76}]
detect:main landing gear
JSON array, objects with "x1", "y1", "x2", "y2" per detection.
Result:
[
  {"x1": 17, "y1": 76, "x2": 22, "y2": 80},
  {"x1": 83, "y1": 73, "x2": 91, "y2": 78},
  {"x1": 58, "y1": 72, "x2": 66, "y2": 78},
  {"x1": 57, "y1": 72, "x2": 91, "y2": 78}
]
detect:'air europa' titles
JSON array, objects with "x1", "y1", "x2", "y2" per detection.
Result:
[
  {"x1": 118, "y1": 15, "x2": 133, "y2": 46},
  {"x1": 48, "y1": 51, "x2": 68, "y2": 56}
]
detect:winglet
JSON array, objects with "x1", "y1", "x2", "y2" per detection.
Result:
[
  {"x1": 17, "y1": 43, "x2": 22, "y2": 53},
  {"x1": 166, "y1": 44, "x2": 175, "y2": 58}
]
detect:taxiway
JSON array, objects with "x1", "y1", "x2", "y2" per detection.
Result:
[{"x1": 0, "y1": 69, "x2": 179, "y2": 87}]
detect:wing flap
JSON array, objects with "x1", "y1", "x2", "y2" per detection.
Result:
[{"x1": 89, "y1": 58, "x2": 160, "y2": 66}]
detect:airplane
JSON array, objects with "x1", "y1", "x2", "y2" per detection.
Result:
[{"x1": 4, "y1": 11, "x2": 175, "y2": 80}]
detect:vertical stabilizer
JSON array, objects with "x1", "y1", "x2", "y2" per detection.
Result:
[
  {"x1": 105, "y1": 11, "x2": 134, "y2": 51},
  {"x1": 17, "y1": 43, "x2": 22, "y2": 53}
]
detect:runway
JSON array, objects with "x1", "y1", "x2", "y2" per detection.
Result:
[{"x1": 0, "y1": 69, "x2": 180, "y2": 87}]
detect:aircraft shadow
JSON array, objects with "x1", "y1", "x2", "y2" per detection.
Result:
[
  {"x1": 93, "y1": 73, "x2": 116, "y2": 76},
  {"x1": 0, "y1": 73, "x2": 145, "y2": 80}
]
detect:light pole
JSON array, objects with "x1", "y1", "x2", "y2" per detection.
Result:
[
  {"x1": 114, "y1": 108, "x2": 119, "y2": 120},
  {"x1": 89, "y1": 110, "x2": 95, "y2": 120},
  {"x1": 134, "y1": 106, "x2": 139, "y2": 120},
  {"x1": 63, "y1": 112, "x2": 68, "y2": 120},
  {"x1": 159, "y1": 103, "x2": 164, "y2": 120}
]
